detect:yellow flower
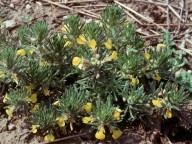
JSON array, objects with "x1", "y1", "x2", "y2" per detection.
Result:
[
  {"x1": 29, "y1": 50, "x2": 34, "y2": 55},
  {"x1": 39, "y1": 61, "x2": 51, "y2": 66},
  {"x1": 130, "y1": 77, "x2": 139, "y2": 86},
  {"x1": 6, "y1": 106, "x2": 15, "y2": 117},
  {"x1": 82, "y1": 102, "x2": 92, "y2": 113},
  {"x1": 112, "y1": 129, "x2": 123, "y2": 139},
  {"x1": 95, "y1": 129, "x2": 105, "y2": 140},
  {"x1": 82, "y1": 116, "x2": 94, "y2": 124},
  {"x1": 16, "y1": 49, "x2": 26, "y2": 56},
  {"x1": 124, "y1": 20, "x2": 129, "y2": 26},
  {"x1": 44, "y1": 133, "x2": 55, "y2": 142},
  {"x1": 72, "y1": 57, "x2": 82, "y2": 66},
  {"x1": 30, "y1": 103, "x2": 39, "y2": 113},
  {"x1": 153, "y1": 75, "x2": 161, "y2": 82},
  {"x1": 157, "y1": 43, "x2": 166, "y2": 51},
  {"x1": 76, "y1": 34, "x2": 86, "y2": 45},
  {"x1": 28, "y1": 93, "x2": 38, "y2": 103},
  {"x1": 104, "y1": 39, "x2": 112, "y2": 49},
  {"x1": 60, "y1": 26, "x2": 68, "y2": 32},
  {"x1": 110, "y1": 51, "x2": 118, "y2": 61},
  {"x1": 64, "y1": 41, "x2": 72, "y2": 47},
  {"x1": 11, "y1": 73, "x2": 19, "y2": 84},
  {"x1": 31, "y1": 125, "x2": 39, "y2": 133},
  {"x1": 43, "y1": 87, "x2": 50, "y2": 96},
  {"x1": 25, "y1": 85, "x2": 33, "y2": 94},
  {"x1": 166, "y1": 108, "x2": 172, "y2": 118},
  {"x1": 53, "y1": 100, "x2": 60, "y2": 106},
  {"x1": 87, "y1": 39, "x2": 97, "y2": 49},
  {"x1": 113, "y1": 108, "x2": 122, "y2": 120},
  {"x1": 0, "y1": 17, "x2": 3, "y2": 24},
  {"x1": 3, "y1": 94, "x2": 8, "y2": 103},
  {"x1": 0, "y1": 70, "x2": 5, "y2": 77},
  {"x1": 152, "y1": 99, "x2": 162, "y2": 108},
  {"x1": 144, "y1": 53, "x2": 151, "y2": 60},
  {"x1": 57, "y1": 117, "x2": 65, "y2": 127}
]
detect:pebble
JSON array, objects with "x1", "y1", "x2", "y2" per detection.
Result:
[
  {"x1": 9, "y1": 3, "x2": 15, "y2": 8},
  {"x1": 8, "y1": 123, "x2": 16, "y2": 131},
  {"x1": 26, "y1": 4, "x2": 31, "y2": 10}
]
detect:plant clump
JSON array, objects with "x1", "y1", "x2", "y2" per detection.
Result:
[{"x1": 0, "y1": 4, "x2": 190, "y2": 142}]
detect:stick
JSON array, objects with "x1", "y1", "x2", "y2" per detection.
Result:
[
  {"x1": 59, "y1": 0, "x2": 96, "y2": 4},
  {"x1": 157, "y1": 6, "x2": 167, "y2": 13},
  {"x1": 149, "y1": 29, "x2": 160, "y2": 35},
  {"x1": 0, "y1": 1, "x2": 4, "y2": 5},
  {"x1": 141, "y1": 23, "x2": 192, "y2": 27},
  {"x1": 174, "y1": 0, "x2": 185, "y2": 35},
  {"x1": 90, "y1": 8, "x2": 105, "y2": 12},
  {"x1": 45, "y1": 133, "x2": 87, "y2": 144},
  {"x1": 143, "y1": 34, "x2": 162, "y2": 39},
  {"x1": 167, "y1": 0, "x2": 170, "y2": 30},
  {"x1": 114, "y1": 0, "x2": 154, "y2": 23},
  {"x1": 72, "y1": 5, "x2": 107, "y2": 8},
  {"x1": 114, "y1": 0, "x2": 166, "y2": 31},
  {"x1": 135, "y1": 0, "x2": 187, "y2": 11},
  {"x1": 168, "y1": 5, "x2": 185, "y2": 22},
  {"x1": 83, "y1": 10, "x2": 100, "y2": 18},
  {"x1": 40, "y1": 0, "x2": 100, "y2": 19},
  {"x1": 184, "y1": 0, "x2": 188, "y2": 23},
  {"x1": 164, "y1": 135, "x2": 173, "y2": 144},
  {"x1": 173, "y1": 29, "x2": 192, "y2": 38},
  {"x1": 186, "y1": 39, "x2": 192, "y2": 46},
  {"x1": 124, "y1": 10, "x2": 143, "y2": 25},
  {"x1": 179, "y1": 0, "x2": 185, "y2": 27},
  {"x1": 175, "y1": 45, "x2": 192, "y2": 56},
  {"x1": 136, "y1": 29, "x2": 150, "y2": 36}
]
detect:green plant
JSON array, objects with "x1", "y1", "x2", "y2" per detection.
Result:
[
  {"x1": 82, "y1": 97, "x2": 123, "y2": 140},
  {"x1": 31, "y1": 102, "x2": 58, "y2": 137},
  {"x1": 175, "y1": 70, "x2": 192, "y2": 92},
  {"x1": 122, "y1": 83, "x2": 150, "y2": 120},
  {"x1": 0, "y1": 4, "x2": 191, "y2": 143}
]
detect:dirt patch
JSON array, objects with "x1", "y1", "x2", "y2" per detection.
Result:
[{"x1": 0, "y1": 116, "x2": 42, "y2": 144}]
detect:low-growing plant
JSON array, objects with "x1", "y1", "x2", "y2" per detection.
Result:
[{"x1": 0, "y1": 4, "x2": 191, "y2": 142}]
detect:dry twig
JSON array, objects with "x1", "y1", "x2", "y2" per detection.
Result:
[
  {"x1": 124, "y1": 10, "x2": 143, "y2": 25},
  {"x1": 168, "y1": 5, "x2": 185, "y2": 22},
  {"x1": 135, "y1": 0, "x2": 187, "y2": 11},
  {"x1": 45, "y1": 133, "x2": 87, "y2": 144},
  {"x1": 167, "y1": 0, "x2": 170, "y2": 30},
  {"x1": 59, "y1": 0, "x2": 96, "y2": 4},
  {"x1": 40, "y1": 0, "x2": 100, "y2": 19},
  {"x1": 114, "y1": 0, "x2": 166, "y2": 31},
  {"x1": 114, "y1": 0, "x2": 154, "y2": 23}
]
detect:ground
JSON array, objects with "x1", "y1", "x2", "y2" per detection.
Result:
[{"x1": 0, "y1": 0, "x2": 192, "y2": 144}]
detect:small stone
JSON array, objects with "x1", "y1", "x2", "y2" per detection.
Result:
[
  {"x1": 3, "y1": 20, "x2": 15, "y2": 28},
  {"x1": 9, "y1": 3, "x2": 14, "y2": 8},
  {"x1": 63, "y1": 15, "x2": 68, "y2": 20},
  {"x1": 26, "y1": 4, "x2": 31, "y2": 10},
  {"x1": 175, "y1": 71, "x2": 182, "y2": 77},
  {"x1": 8, "y1": 123, "x2": 16, "y2": 131},
  {"x1": 187, "y1": 70, "x2": 192, "y2": 74}
]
